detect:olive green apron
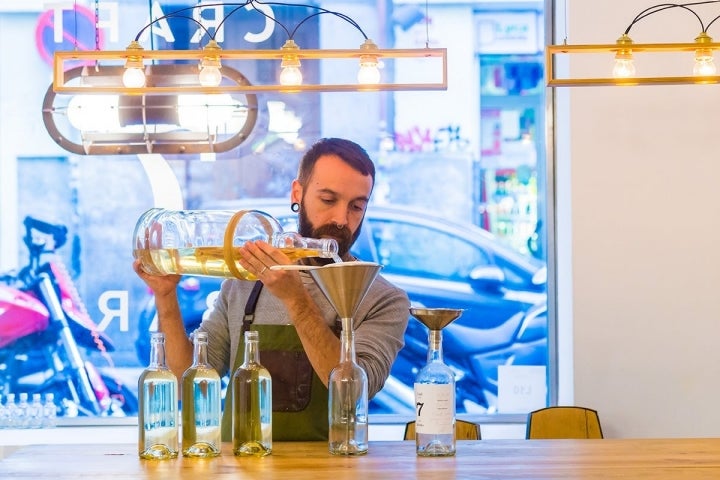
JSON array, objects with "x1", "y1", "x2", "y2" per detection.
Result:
[{"x1": 221, "y1": 282, "x2": 340, "y2": 442}]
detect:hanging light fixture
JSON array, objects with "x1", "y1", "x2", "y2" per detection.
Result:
[
  {"x1": 52, "y1": 1, "x2": 447, "y2": 95},
  {"x1": 43, "y1": 64, "x2": 259, "y2": 155},
  {"x1": 546, "y1": 1, "x2": 720, "y2": 87}
]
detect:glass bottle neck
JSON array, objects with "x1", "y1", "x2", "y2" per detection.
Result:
[
  {"x1": 244, "y1": 338, "x2": 260, "y2": 364},
  {"x1": 340, "y1": 328, "x2": 356, "y2": 364},
  {"x1": 149, "y1": 340, "x2": 167, "y2": 368},
  {"x1": 192, "y1": 339, "x2": 210, "y2": 367},
  {"x1": 272, "y1": 232, "x2": 338, "y2": 258},
  {"x1": 426, "y1": 329, "x2": 444, "y2": 363}
]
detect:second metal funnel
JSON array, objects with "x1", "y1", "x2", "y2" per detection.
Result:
[
  {"x1": 309, "y1": 261, "x2": 382, "y2": 320},
  {"x1": 409, "y1": 307, "x2": 464, "y2": 331}
]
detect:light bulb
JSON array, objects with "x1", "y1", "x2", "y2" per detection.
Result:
[
  {"x1": 693, "y1": 54, "x2": 717, "y2": 76},
  {"x1": 357, "y1": 63, "x2": 381, "y2": 84},
  {"x1": 122, "y1": 67, "x2": 146, "y2": 88},
  {"x1": 612, "y1": 35, "x2": 635, "y2": 79},
  {"x1": 199, "y1": 65, "x2": 223, "y2": 87},
  {"x1": 279, "y1": 39, "x2": 302, "y2": 87},
  {"x1": 279, "y1": 66, "x2": 303, "y2": 86},
  {"x1": 612, "y1": 58, "x2": 636, "y2": 78},
  {"x1": 357, "y1": 39, "x2": 381, "y2": 85}
]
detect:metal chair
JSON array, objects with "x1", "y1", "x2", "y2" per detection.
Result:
[
  {"x1": 404, "y1": 419, "x2": 481, "y2": 440},
  {"x1": 525, "y1": 406, "x2": 603, "y2": 439}
]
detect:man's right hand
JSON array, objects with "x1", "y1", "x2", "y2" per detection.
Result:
[{"x1": 132, "y1": 259, "x2": 181, "y2": 297}]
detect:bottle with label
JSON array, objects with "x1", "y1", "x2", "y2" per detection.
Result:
[
  {"x1": 138, "y1": 332, "x2": 179, "y2": 460},
  {"x1": 132, "y1": 208, "x2": 340, "y2": 280},
  {"x1": 181, "y1": 331, "x2": 221, "y2": 457},
  {"x1": 413, "y1": 319, "x2": 457, "y2": 457},
  {"x1": 328, "y1": 318, "x2": 369, "y2": 455},
  {"x1": 232, "y1": 330, "x2": 272, "y2": 456}
]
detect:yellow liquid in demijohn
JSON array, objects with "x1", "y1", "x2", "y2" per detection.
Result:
[{"x1": 134, "y1": 246, "x2": 328, "y2": 280}]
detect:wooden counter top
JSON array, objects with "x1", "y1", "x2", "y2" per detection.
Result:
[{"x1": 2, "y1": 438, "x2": 720, "y2": 479}]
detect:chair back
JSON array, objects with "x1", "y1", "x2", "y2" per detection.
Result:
[
  {"x1": 526, "y1": 406, "x2": 603, "y2": 439},
  {"x1": 404, "y1": 419, "x2": 481, "y2": 440}
]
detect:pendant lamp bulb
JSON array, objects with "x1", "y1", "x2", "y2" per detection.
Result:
[
  {"x1": 199, "y1": 65, "x2": 223, "y2": 87},
  {"x1": 123, "y1": 67, "x2": 146, "y2": 88},
  {"x1": 199, "y1": 39, "x2": 223, "y2": 87},
  {"x1": 279, "y1": 39, "x2": 303, "y2": 86},
  {"x1": 357, "y1": 39, "x2": 381, "y2": 84},
  {"x1": 122, "y1": 40, "x2": 146, "y2": 88},
  {"x1": 693, "y1": 32, "x2": 716, "y2": 76},
  {"x1": 612, "y1": 34, "x2": 636, "y2": 78}
]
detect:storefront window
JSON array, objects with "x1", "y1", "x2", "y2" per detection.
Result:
[{"x1": 0, "y1": 0, "x2": 549, "y2": 423}]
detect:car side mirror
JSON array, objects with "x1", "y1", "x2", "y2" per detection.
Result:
[{"x1": 468, "y1": 265, "x2": 505, "y2": 293}]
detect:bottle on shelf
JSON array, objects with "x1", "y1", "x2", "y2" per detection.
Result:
[
  {"x1": 0, "y1": 394, "x2": 8, "y2": 429},
  {"x1": 328, "y1": 318, "x2": 369, "y2": 456},
  {"x1": 232, "y1": 330, "x2": 272, "y2": 457},
  {"x1": 138, "y1": 332, "x2": 179, "y2": 460},
  {"x1": 16, "y1": 392, "x2": 29, "y2": 429},
  {"x1": 132, "y1": 208, "x2": 340, "y2": 280},
  {"x1": 181, "y1": 331, "x2": 221, "y2": 458},
  {"x1": 42, "y1": 393, "x2": 57, "y2": 428},
  {"x1": 28, "y1": 393, "x2": 43, "y2": 429},
  {"x1": 413, "y1": 315, "x2": 458, "y2": 457}
]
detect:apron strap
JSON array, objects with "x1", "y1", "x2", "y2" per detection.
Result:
[{"x1": 241, "y1": 280, "x2": 264, "y2": 336}]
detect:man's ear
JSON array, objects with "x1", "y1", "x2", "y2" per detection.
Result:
[{"x1": 290, "y1": 179, "x2": 302, "y2": 203}]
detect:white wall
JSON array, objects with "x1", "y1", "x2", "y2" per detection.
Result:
[{"x1": 564, "y1": 0, "x2": 720, "y2": 437}]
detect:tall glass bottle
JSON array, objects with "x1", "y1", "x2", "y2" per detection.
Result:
[
  {"x1": 138, "y1": 332, "x2": 179, "y2": 459},
  {"x1": 414, "y1": 327, "x2": 456, "y2": 456},
  {"x1": 181, "y1": 331, "x2": 221, "y2": 457},
  {"x1": 328, "y1": 318, "x2": 369, "y2": 455},
  {"x1": 232, "y1": 330, "x2": 272, "y2": 456},
  {"x1": 132, "y1": 208, "x2": 339, "y2": 280}
]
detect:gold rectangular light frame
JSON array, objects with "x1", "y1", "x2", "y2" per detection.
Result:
[
  {"x1": 53, "y1": 47, "x2": 448, "y2": 94},
  {"x1": 546, "y1": 42, "x2": 720, "y2": 87}
]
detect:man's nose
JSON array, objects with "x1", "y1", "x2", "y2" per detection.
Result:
[{"x1": 330, "y1": 205, "x2": 350, "y2": 228}]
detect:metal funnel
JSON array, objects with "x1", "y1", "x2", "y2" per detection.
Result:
[
  {"x1": 409, "y1": 307, "x2": 464, "y2": 331},
  {"x1": 309, "y1": 261, "x2": 382, "y2": 320}
]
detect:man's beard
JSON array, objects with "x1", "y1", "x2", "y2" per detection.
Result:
[{"x1": 297, "y1": 207, "x2": 361, "y2": 264}]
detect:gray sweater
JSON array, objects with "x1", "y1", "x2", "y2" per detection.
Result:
[{"x1": 198, "y1": 271, "x2": 410, "y2": 397}]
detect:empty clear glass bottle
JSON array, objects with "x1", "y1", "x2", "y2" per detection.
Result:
[
  {"x1": 42, "y1": 393, "x2": 57, "y2": 428},
  {"x1": 0, "y1": 394, "x2": 7, "y2": 429},
  {"x1": 5, "y1": 394, "x2": 17, "y2": 429},
  {"x1": 138, "y1": 332, "x2": 179, "y2": 460},
  {"x1": 414, "y1": 327, "x2": 456, "y2": 456},
  {"x1": 232, "y1": 330, "x2": 272, "y2": 457},
  {"x1": 28, "y1": 393, "x2": 43, "y2": 429},
  {"x1": 181, "y1": 331, "x2": 221, "y2": 457},
  {"x1": 16, "y1": 392, "x2": 29, "y2": 429},
  {"x1": 328, "y1": 318, "x2": 368, "y2": 455},
  {"x1": 132, "y1": 208, "x2": 340, "y2": 280}
]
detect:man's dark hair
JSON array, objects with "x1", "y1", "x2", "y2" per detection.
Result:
[{"x1": 297, "y1": 138, "x2": 375, "y2": 187}]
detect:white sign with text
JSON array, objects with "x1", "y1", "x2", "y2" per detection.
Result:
[{"x1": 498, "y1": 365, "x2": 547, "y2": 413}]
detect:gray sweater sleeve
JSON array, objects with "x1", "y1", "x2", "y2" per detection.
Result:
[{"x1": 351, "y1": 275, "x2": 410, "y2": 398}]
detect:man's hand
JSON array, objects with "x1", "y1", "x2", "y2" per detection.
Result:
[
  {"x1": 237, "y1": 240, "x2": 308, "y2": 303},
  {"x1": 133, "y1": 259, "x2": 181, "y2": 297}
]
